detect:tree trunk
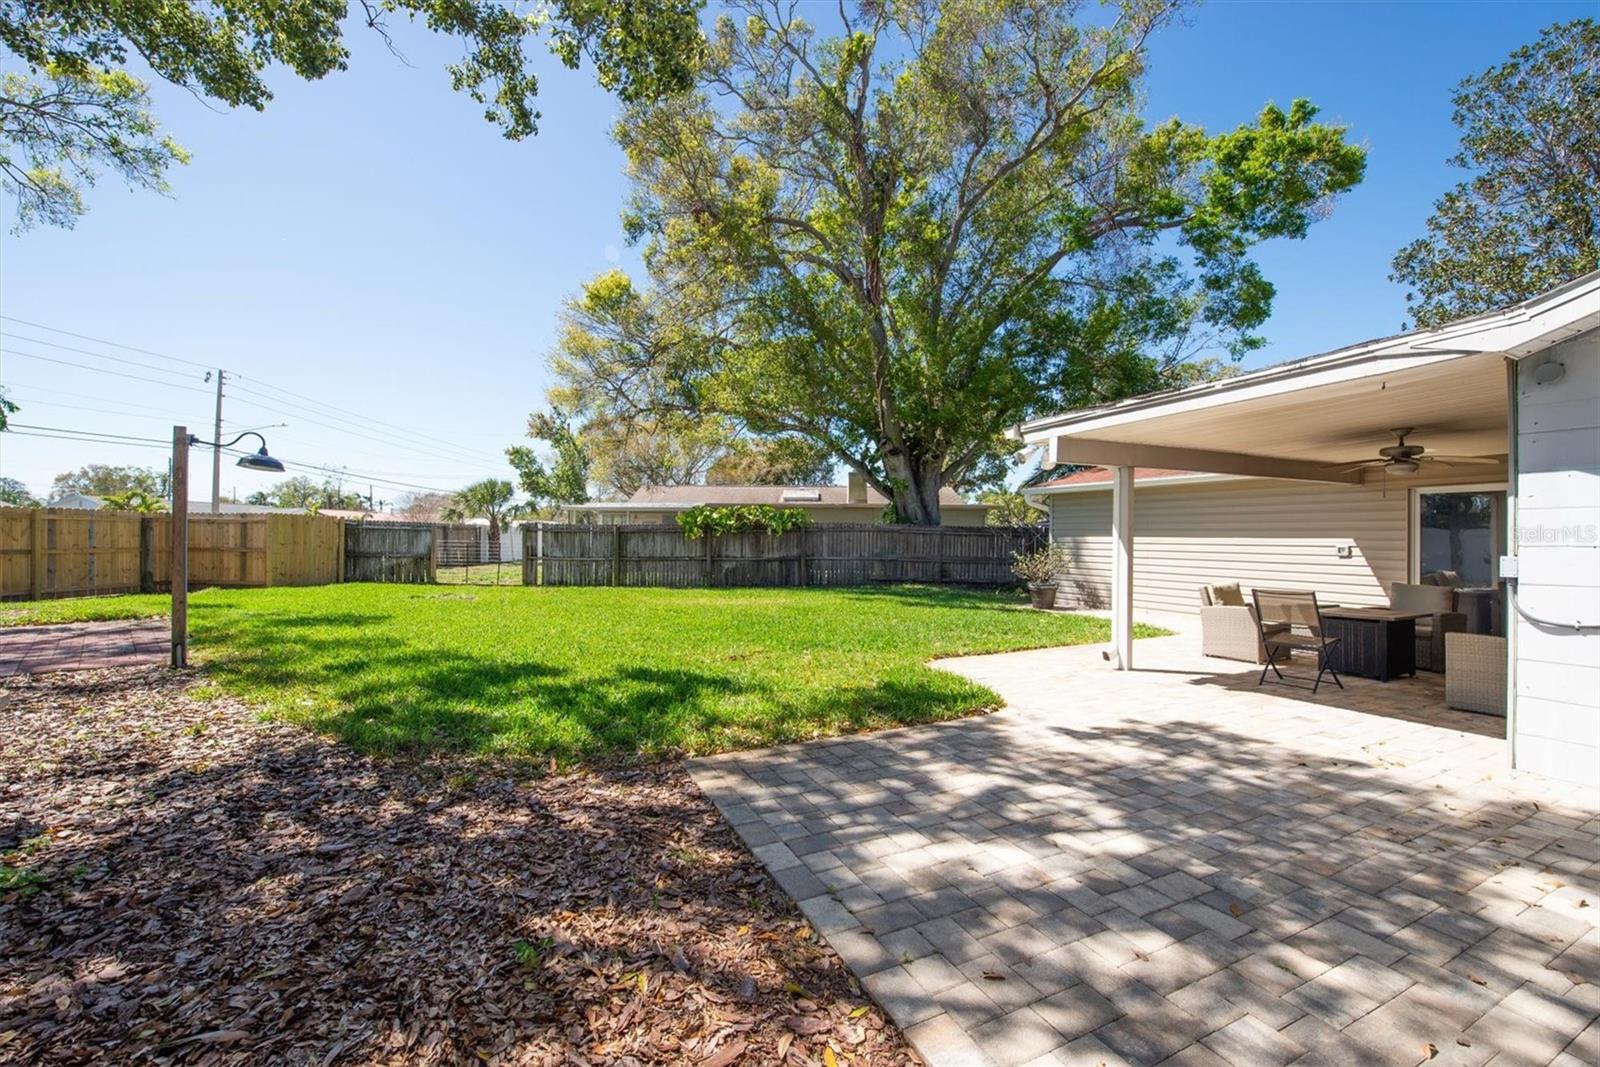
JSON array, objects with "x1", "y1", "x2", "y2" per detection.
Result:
[
  {"x1": 488, "y1": 522, "x2": 502, "y2": 560},
  {"x1": 884, "y1": 452, "x2": 944, "y2": 526}
]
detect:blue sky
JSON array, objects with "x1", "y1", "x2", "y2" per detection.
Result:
[{"x1": 0, "y1": 1, "x2": 1584, "y2": 501}]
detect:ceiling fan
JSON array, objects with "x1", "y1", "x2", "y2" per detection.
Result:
[{"x1": 1342, "y1": 428, "x2": 1501, "y2": 475}]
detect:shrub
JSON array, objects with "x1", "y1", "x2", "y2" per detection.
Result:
[
  {"x1": 1012, "y1": 543, "x2": 1069, "y2": 584},
  {"x1": 676, "y1": 505, "x2": 812, "y2": 539}
]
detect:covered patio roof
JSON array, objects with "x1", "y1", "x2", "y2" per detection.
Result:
[
  {"x1": 1012, "y1": 269, "x2": 1600, "y2": 669},
  {"x1": 1015, "y1": 270, "x2": 1600, "y2": 484}
]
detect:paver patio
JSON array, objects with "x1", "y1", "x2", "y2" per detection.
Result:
[
  {"x1": 689, "y1": 620, "x2": 1600, "y2": 1067},
  {"x1": 0, "y1": 618, "x2": 168, "y2": 677}
]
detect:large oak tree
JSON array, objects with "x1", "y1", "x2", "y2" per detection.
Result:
[
  {"x1": 1, "y1": 0, "x2": 704, "y2": 228},
  {"x1": 553, "y1": 0, "x2": 1365, "y2": 524},
  {"x1": 1391, "y1": 19, "x2": 1599, "y2": 327}
]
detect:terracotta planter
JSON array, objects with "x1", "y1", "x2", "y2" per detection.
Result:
[{"x1": 1028, "y1": 582, "x2": 1058, "y2": 609}]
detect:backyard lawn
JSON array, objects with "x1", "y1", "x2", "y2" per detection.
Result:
[{"x1": 1, "y1": 584, "x2": 1145, "y2": 761}]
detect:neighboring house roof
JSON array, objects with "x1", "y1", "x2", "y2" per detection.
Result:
[
  {"x1": 189, "y1": 501, "x2": 305, "y2": 514},
  {"x1": 317, "y1": 508, "x2": 407, "y2": 522},
  {"x1": 605, "y1": 484, "x2": 986, "y2": 509},
  {"x1": 47, "y1": 492, "x2": 104, "y2": 509}
]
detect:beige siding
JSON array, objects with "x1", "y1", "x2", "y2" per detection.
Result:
[{"x1": 1048, "y1": 469, "x2": 1506, "y2": 615}]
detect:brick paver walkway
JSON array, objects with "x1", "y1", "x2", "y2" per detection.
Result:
[
  {"x1": 690, "y1": 623, "x2": 1600, "y2": 1067},
  {"x1": 0, "y1": 619, "x2": 168, "y2": 677}
]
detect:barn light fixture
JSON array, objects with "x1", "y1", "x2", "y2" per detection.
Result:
[{"x1": 188, "y1": 430, "x2": 285, "y2": 473}]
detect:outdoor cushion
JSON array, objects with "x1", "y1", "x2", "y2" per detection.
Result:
[
  {"x1": 1206, "y1": 582, "x2": 1246, "y2": 607},
  {"x1": 1391, "y1": 582, "x2": 1454, "y2": 614},
  {"x1": 1424, "y1": 570, "x2": 1464, "y2": 588}
]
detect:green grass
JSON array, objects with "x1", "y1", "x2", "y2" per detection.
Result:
[
  {"x1": 0, "y1": 594, "x2": 170, "y2": 627},
  {"x1": 4, "y1": 584, "x2": 1163, "y2": 762},
  {"x1": 436, "y1": 562, "x2": 523, "y2": 586}
]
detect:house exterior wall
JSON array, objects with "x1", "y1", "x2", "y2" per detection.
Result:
[
  {"x1": 1512, "y1": 331, "x2": 1600, "y2": 790},
  {"x1": 1044, "y1": 468, "x2": 1506, "y2": 615}
]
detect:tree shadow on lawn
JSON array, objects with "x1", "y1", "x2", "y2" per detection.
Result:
[
  {"x1": 191, "y1": 609, "x2": 1000, "y2": 762},
  {"x1": 1, "y1": 669, "x2": 906, "y2": 1064}
]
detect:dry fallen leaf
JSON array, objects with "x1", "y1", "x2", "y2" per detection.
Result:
[
  {"x1": 980, "y1": 970, "x2": 1007, "y2": 981},
  {"x1": 1227, "y1": 902, "x2": 1244, "y2": 918},
  {"x1": 1422, "y1": 1042, "x2": 1438, "y2": 1061}
]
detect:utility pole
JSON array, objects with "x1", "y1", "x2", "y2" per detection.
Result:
[
  {"x1": 210, "y1": 369, "x2": 226, "y2": 513},
  {"x1": 172, "y1": 426, "x2": 190, "y2": 667}
]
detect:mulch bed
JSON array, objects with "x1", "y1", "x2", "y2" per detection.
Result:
[{"x1": 0, "y1": 667, "x2": 918, "y2": 1066}]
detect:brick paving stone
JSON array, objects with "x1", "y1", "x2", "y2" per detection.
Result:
[
  {"x1": 1201, "y1": 1014, "x2": 1305, "y2": 1067},
  {"x1": 903, "y1": 1013, "x2": 992, "y2": 1067},
  {"x1": 688, "y1": 623, "x2": 1600, "y2": 1067},
  {"x1": 970, "y1": 1006, "x2": 1064, "y2": 1065}
]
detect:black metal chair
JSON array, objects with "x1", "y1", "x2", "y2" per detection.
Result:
[{"x1": 1251, "y1": 588, "x2": 1343, "y2": 694}]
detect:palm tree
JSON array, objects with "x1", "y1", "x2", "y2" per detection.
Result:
[
  {"x1": 442, "y1": 479, "x2": 520, "y2": 558},
  {"x1": 101, "y1": 489, "x2": 167, "y2": 513}
]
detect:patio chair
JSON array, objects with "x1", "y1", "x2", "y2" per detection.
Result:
[
  {"x1": 1389, "y1": 582, "x2": 1467, "y2": 673},
  {"x1": 1251, "y1": 588, "x2": 1343, "y2": 694},
  {"x1": 1197, "y1": 582, "x2": 1281, "y2": 663}
]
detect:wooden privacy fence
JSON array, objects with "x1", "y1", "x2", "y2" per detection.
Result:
[
  {"x1": 345, "y1": 522, "x2": 436, "y2": 584},
  {"x1": 527, "y1": 522, "x2": 1042, "y2": 588},
  {"x1": 0, "y1": 507, "x2": 345, "y2": 600}
]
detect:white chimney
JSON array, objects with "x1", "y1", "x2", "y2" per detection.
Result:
[{"x1": 847, "y1": 471, "x2": 868, "y2": 504}]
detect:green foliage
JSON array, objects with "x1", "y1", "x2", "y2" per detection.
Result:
[
  {"x1": 706, "y1": 437, "x2": 836, "y2": 486},
  {"x1": 50, "y1": 463, "x2": 166, "y2": 500},
  {"x1": 1011, "y1": 544, "x2": 1070, "y2": 585},
  {"x1": 0, "y1": 0, "x2": 705, "y2": 228},
  {"x1": 508, "y1": 409, "x2": 590, "y2": 515},
  {"x1": 979, "y1": 490, "x2": 1043, "y2": 529},
  {"x1": 100, "y1": 489, "x2": 166, "y2": 513},
  {"x1": 562, "y1": 0, "x2": 1364, "y2": 525},
  {"x1": 0, "y1": 476, "x2": 38, "y2": 507},
  {"x1": 443, "y1": 479, "x2": 519, "y2": 529},
  {"x1": 255, "y1": 475, "x2": 361, "y2": 512},
  {"x1": 0, "y1": 583, "x2": 1155, "y2": 761},
  {"x1": 676, "y1": 504, "x2": 811, "y2": 539},
  {"x1": 0, "y1": 864, "x2": 46, "y2": 897},
  {"x1": 0, "y1": 63, "x2": 189, "y2": 232},
  {"x1": 1391, "y1": 19, "x2": 1599, "y2": 325},
  {"x1": 0, "y1": 385, "x2": 16, "y2": 428}
]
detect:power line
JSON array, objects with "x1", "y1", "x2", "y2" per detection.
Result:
[
  {"x1": 0, "y1": 315, "x2": 215, "y2": 370},
  {"x1": 0, "y1": 331, "x2": 206, "y2": 383},
  {"x1": 224, "y1": 389, "x2": 505, "y2": 471},
  {"x1": 226, "y1": 380, "x2": 509, "y2": 468},
  {"x1": 1, "y1": 347, "x2": 216, "y2": 395},
  {"x1": 6, "y1": 419, "x2": 460, "y2": 497}
]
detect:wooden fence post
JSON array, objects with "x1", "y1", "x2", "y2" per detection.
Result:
[
  {"x1": 29, "y1": 508, "x2": 46, "y2": 600},
  {"x1": 139, "y1": 516, "x2": 155, "y2": 593},
  {"x1": 797, "y1": 526, "x2": 809, "y2": 588},
  {"x1": 612, "y1": 525, "x2": 623, "y2": 586},
  {"x1": 704, "y1": 532, "x2": 714, "y2": 588},
  {"x1": 171, "y1": 426, "x2": 189, "y2": 667}
]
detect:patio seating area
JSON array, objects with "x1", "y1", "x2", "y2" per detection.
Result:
[{"x1": 690, "y1": 621, "x2": 1599, "y2": 1067}]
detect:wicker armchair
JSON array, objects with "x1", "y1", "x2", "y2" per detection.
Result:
[
  {"x1": 1197, "y1": 583, "x2": 1280, "y2": 664},
  {"x1": 1390, "y1": 582, "x2": 1467, "y2": 673},
  {"x1": 1445, "y1": 633, "x2": 1507, "y2": 716}
]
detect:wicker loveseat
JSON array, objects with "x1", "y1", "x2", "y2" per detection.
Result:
[
  {"x1": 1197, "y1": 582, "x2": 1283, "y2": 664},
  {"x1": 1389, "y1": 582, "x2": 1467, "y2": 672}
]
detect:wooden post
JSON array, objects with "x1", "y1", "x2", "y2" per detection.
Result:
[
  {"x1": 797, "y1": 526, "x2": 809, "y2": 588},
  {"x1": 139, "y1": 515, "x2": 155, "y2": 593},
  {"x1": 171, "y1": 427, "x2": 189, "y2": 667},
  {"x1": 612, "y1": 524, "x2": 623, "y2": 586},
  {"x1": 29, "y1": 508, "x2": 46, "y2": 600},
  {"x1": 704, "y1": 532, "x2": 714, "y2": 588}
]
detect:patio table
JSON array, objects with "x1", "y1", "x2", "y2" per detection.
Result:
[{"x1": 1319, "y1": 607, "x2": 1429, "y2": 681}]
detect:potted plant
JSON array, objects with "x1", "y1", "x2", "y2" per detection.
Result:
[{"x1": 1013, "y1": 544, "x2": 1069, "y2": 609}]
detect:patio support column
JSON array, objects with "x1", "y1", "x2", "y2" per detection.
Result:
[{"x1": 1110, "y1": 465, "x2": 1134, "y2": 670}]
